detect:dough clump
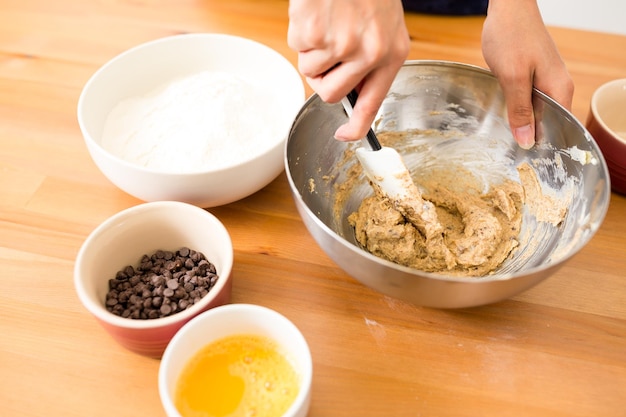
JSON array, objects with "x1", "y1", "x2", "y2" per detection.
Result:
[{"x1": 349, "y1": 173, "x2": 524, "y2": 277}]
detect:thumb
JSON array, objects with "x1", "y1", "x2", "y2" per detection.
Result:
[
  {"x1": 335, "y1": 85, "x2": 384, "y2": 142},
  {"x1": 500, "y1": 80, "x2": 536, "y2": 149},
  {"x1": 334, "y1": 111, "x2": 372, "y2": 142}
]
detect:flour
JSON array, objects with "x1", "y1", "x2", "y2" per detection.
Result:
[{"x1": 101, "y1": 70, "x2": 281, "y2": 173}]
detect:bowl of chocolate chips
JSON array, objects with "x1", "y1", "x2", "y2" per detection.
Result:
[{"x1": 74, "y1": 201, "x2": 233, "y2": 358}]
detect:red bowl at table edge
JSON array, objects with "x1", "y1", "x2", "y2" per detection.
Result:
[
  {"x1": 604, "y1": 156, "x2": 626, "y2": 177},
  {"x1": 95, "y1": 280, "x2": 232, "y2": 359},
  {"x1": 586, "y1": 112, "x2": 626, "y2": 167},
  {"x1": 605, "y1": 168, "x2": 626, "y2": 195},
  {"x1": 607, "y1": 162, "x2": 626, "y2": 178},
  {"x1": 606, "y1": 159, "x2": 626, "y2": 195}
]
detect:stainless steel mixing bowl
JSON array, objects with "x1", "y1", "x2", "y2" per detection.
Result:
[{"x1": 285, "y1": 61, "x2": 610, "y2": 308}]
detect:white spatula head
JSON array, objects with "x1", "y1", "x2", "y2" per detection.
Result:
[{"x1": 355, "y1": 146, "x2": 417, "y2": 202}]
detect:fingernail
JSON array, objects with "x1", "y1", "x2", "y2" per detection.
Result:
[
  {"x1": 334, "y1": 124, "x2": 351, "y2": 141},
  {"x1": 514, "y1": 124, "x2": 535, "y2": 149},
  {"x1": 334, "y1": 130, "x2": 346, "y2": 141}
]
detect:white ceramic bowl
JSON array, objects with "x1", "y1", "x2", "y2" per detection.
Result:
[
  {"x1": 159, "y1": 304, "x2": 312, "y2": 417},
  {"x1": 74, "y1": 201, "x2": 234, "y2": 358},
  {"x1": 77, "y1": 33, "x2": 305, "y2": 207}
]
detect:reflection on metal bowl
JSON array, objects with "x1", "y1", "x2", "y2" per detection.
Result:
[{"x1": 285, "y1": 60, "x2": 610, "y2": 309}]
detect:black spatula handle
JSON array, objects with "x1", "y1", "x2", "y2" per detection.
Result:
[{"x1": 346, "y1": 89, "x2": 382, "y2": 151}]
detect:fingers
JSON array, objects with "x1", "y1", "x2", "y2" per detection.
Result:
[
  {"x1": 305, "y1": 58, "x2": 370, "y2": 103},
  {"x1": 497, "y1": 69, "x2": 537, "y2": 149},
  {"x1": 301, "y1": 51, "x2": 404, "y2": 142},
  {"x1": 334, "y1": 86, "x2": 383, "y2": 141},
  {"x1": 545, "y1": 79, "x2": 574, "y2": 111},
  {"x1": 301, "y1": 61, "x2": 379, "y2": 141},
  {"x1": 535, "y1": 67, "x2": 575, "y2": 112},
  {"x1": 482, "y1": 0, "x2": 574, "y2": 150},
  {"x1": 332, "y1": 65, "x2": 400, "y2": 141},
  {"x1": 499, "y1": 66, "x2": 573, "y2": 150},
  {"x1": 495, "y1": 55, "x2": 573, "y2": 150},
  {"x1": 297, "y1": 49, "x2": 340, "y2": 82},
  {"x1": 289, "y1": 20, "x2": 358, "y2": 82},
  {"x1": 287, "y1": 0, "x2": 409, "y2": 142},
  {"x1": 295, "y1": 50, "x2": 390, "y2": 141},
  {"x1": 296, "y1": 40, "x2": 406, "y2": 141}
]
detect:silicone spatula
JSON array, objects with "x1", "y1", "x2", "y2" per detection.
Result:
[{"x1": 340, "y1": 90, "x2": 446, "y2": 243}]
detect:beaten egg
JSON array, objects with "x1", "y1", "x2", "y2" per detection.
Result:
[{"x1": 175, "y1": 334, "x2": 300, "y2": 417}]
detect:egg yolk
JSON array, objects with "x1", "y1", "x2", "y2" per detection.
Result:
[{"x1": 174, "y1": 334, "x2": 300, "y2": 417}]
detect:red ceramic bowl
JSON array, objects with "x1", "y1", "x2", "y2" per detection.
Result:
[
  {"x1": 74, "y1": 201, "x2": 233, "y2": 358},
  {"x1": 606, "y1": 158, "x2": 626, "y2": 176},
  {"x1": 585, "y1": 78, "x2": 626, "y2": 194},
  {"x1": 605, "y1": 162, "x2": 626, "y2": 193}
]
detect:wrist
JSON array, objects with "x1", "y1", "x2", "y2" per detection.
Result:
[{"x1": 488, "y1": 0, "x2": 540, "y2": 15}]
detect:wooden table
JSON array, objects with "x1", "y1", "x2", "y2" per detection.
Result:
[{"x1": 2, "y1": 1, "x2": 625, "y2": 416}]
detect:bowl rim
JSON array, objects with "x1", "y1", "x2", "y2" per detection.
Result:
[
  {"x1": 158, "y1": 303, "x2": 313, "y2": 417},
  {"x1": 73, "y1": 200, "x2": 234, "y2": 329},
  {"x1": 77, "y1": 32, "x2": 305, "y2": 177},
  {"x1": 590, "y1": 78, "x2": 626, "y2": 147},
  {"x1": 285, "y1": 59, "x2": 611, "y2": 284}
]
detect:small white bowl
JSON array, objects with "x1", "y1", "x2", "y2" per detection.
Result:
[
  {"x1": 77, "y1": 33, "x2": 305, "y2": 207},
  {"x1": 159, "y1": 304, "x2": 312, "y2": 417},
  {"x1": 74, "y1": 201, "x2": 234, "y2": 358}
]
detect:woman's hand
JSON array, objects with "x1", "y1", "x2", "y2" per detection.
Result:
[
  {"x1": 482, "y1": 0, "x2": 574, "y2": 148},
  {"x1": 288, "y1": 0, "x2": 410, "y2": 141}
]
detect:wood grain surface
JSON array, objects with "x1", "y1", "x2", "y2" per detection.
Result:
[{"x1": 1, "y1": 1, "x2": 625, "y2": 416}]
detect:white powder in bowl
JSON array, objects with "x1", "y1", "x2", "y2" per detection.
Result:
[{"x1": 101, "y1": 70, "x2": 283, "y2": 173}]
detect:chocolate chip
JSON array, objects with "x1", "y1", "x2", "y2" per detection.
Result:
[
  {"x1": 152, "y1": 296, "x2": 162, "y2": 307},
  {"x1": 174, "y1": 288, "x2": 186, "y2": 299},
  {"x1": 160, "y1": 304, "x2": 172, "y2": 316},
  {"x1": 105, "y1": 247, "x2": 219, "y2": 320}
]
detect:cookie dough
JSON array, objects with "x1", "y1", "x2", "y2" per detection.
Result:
[
  {"x1": 335, "y1": 126, "x2": 571, "y2": 277},
  {"x1": 349, "y1": 168, "x2": 525, "y2": 277}
]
